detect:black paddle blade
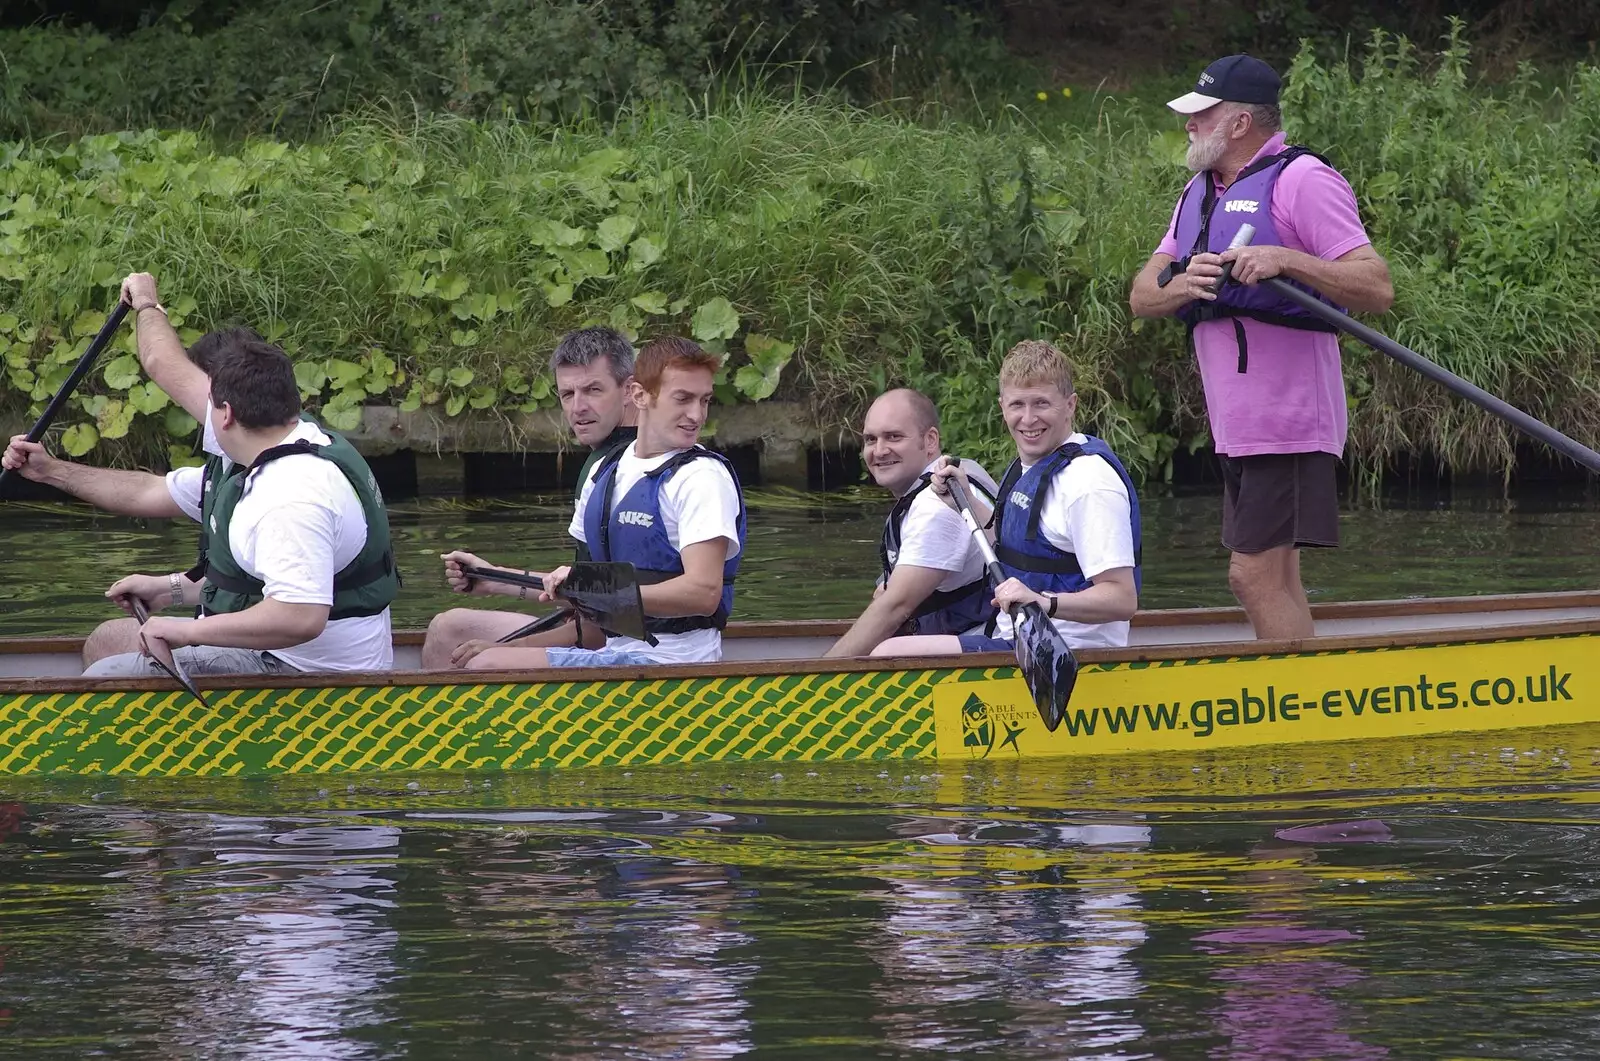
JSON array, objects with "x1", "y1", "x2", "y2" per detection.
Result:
[
  {"x1": 128, "y1": 598, "x2": 211, "y2": 708},
  {"x1": 562, "y1": 562, "x2": 655, "y2": 645},
  {"x1": 1012, "y1": 602, "x2": 1079, "y2": 732}
]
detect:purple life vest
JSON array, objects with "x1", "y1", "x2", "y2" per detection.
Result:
[{"x1": 1171, "y1": 147, "x2": 1341, "y2": 372}]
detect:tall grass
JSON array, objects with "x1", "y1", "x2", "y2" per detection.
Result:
[{"x1": 5, "y1": 30, "x2": 1600, "y2": 481}]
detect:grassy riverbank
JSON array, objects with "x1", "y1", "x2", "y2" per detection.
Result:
[{"x1": 3, "y1": 32, "x2": 1599, "y2": 480}]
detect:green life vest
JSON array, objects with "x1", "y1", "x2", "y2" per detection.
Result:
[
  {"x1": 187, "y1": 453, "x2": 229, "y2": 584},
  {"x1": 200, "y1": 427, "x2": 399, "y2": 620}
]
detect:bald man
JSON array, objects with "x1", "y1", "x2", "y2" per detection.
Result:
[{"x1": 825, "y1": 388, "x2": 999, "y2": 658}]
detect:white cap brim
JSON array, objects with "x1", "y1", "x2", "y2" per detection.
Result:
[{"x1": 1167, "y1": 91, "x2": 1223, "y2": 114}]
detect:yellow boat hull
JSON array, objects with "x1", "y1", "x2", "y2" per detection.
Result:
[{"x1": 0, "y1": 621, "x2": 1593, "y2": 777}]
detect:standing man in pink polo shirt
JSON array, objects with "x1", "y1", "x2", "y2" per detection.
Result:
[{"x1": 1129, "y1": 54, "x2": 1394, "y2": 640}]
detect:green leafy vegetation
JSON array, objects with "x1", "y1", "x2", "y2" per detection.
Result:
[{"x1": 4, "y1": 29, "x2": 1600, "y2": 481}]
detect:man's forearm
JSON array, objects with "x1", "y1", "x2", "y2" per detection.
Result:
[
  {"x1": 639, "y1": 576, "x2": 724, "y2": 619},
  {"x1": 42, "y1": 462, "x2": 182, "y2": 518},
  {"x1": 1129, "y1": 256, "x2": 1193, "y2": 318},
  {"x1": 826, "y1": 594, "x2": 920, "y2": 658},
  {"x1": 1050, "y1": 579, "x2": 1138, "y2": 625},
  {"x1": 188, "y1": 599, "x2": 328, "y2": 650},
  {"x1": 1280, "y1": 250, "x2": 1393, "y2": 314},
  {"x1": 135, "y1": 307, "x2": 210, "y2": 422}
]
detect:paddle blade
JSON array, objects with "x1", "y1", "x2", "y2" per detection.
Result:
[
  {"x1": 563, "y1": 562, "x2": 655, "y2": 645},
  {"x1": 1012, "y1": 603, "x2": 1078, "y2": 732},
  {"x1": 129, "y1": 597, "x2": 211, "y2": 708}
]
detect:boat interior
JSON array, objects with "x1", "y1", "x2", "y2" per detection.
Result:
[{"x1": 2, "y1": 590, "x2": 1598, "y2": 682}]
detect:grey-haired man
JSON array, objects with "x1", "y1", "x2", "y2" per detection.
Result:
[{"x1": 420, "y1": 327, "x2": 639, "y2": 668}]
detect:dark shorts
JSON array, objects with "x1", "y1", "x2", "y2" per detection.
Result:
[
  {"x1": 1218, "y1": 451, "x2": 1339, "y2": 554},
  {"x1": 958, "y1": 634, "x2": 1014, "y2": 654}
]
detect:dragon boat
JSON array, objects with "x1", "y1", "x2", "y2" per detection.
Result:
[{"x1": 0, "y1": 591, "x2": 1595, "y2": 777}]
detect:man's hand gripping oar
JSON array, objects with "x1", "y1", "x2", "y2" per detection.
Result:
[
  {"x1": 459, "y1": 562, "x2": 657, "y2": 645},
  {"x1": 126, "y1": 599, "x2": 211, "y2": 708},
  {"x1": 939, "y1": 456, "x2": 1079, "y2": 731}
]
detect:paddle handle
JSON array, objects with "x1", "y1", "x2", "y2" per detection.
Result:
[
  {"x1": 1212, "y1": 223, "x2": 1256, "y2": 294},
  {"x1": 0, "y1": 301, "x2": 131, "y2": 494},
  {"x1": 1262, "y1": 277, "x2": 1600, "y2": 475},
  {"x1": 461, "y1": 564, "x2": 546, "y2": 592}
]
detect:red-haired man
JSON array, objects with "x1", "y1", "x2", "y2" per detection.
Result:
[{"x1": 460, "y1": 337, "x2": 746, "y2": 670}]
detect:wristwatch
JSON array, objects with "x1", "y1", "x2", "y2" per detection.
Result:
[
  {"x1": 133, "y1": 302, "x2": 167, "y2": 316},
  {"x1": 169, "y1": 572, "x2": 184, "y2": 606}
]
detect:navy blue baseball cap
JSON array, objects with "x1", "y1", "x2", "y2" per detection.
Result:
[{"x1": 1167, "y1": 54, "x2": 1282, "y2": 113}]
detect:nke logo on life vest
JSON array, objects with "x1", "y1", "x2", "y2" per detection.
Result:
[
  {"x1": 960, "y1": 692, "x2": 1028, "y2": 759},
  {"x1": 1223, "y1": 200, "x2": 1260, "y2": 213},
  {"x1": 616, "y1": 510, "x2": 655, "y2": 528},
  {"x1": 1008, "y1": 491, "x2": 1031, "y2": 510}
]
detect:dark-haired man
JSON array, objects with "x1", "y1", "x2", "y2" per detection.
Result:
[
  {"x1": 825, "y1": 388, "x2": 998, "y2": 658},
  {"x1": 8, "y1": 341, "x2": 399, "y2": 676},
  {"x1": 1128, "y1": 55, "x2": 1393, "y2": 639},
  {"x1": 420, "y1": 327, "x2": 639, "y2": 668},
  {"x1": 1, "y1": 272, "x2": 263, "y2": 666},
  {"x1": 459, "y1": 336, "x2": 745, "y2": 670}
]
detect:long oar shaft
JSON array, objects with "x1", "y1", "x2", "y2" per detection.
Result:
[
  {"x1": 1261, "y1": 277, "x2": 1600, "y2": 475},
  {"x1": 946, "y1": 478, "x2": 1006, "y2": 586},
  {"x1": 0, "y1": 302, "x2": 131, "y2": 494}
]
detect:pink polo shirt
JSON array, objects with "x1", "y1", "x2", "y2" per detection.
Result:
[{"x1": 1156, "y1": 132, "x2": 1373, "y2": 457}]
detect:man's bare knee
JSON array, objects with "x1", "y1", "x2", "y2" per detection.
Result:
[
  {"x1": 1229, "y1": 548, "x2": 1292, "y2": 599},
  {"x1": 421, "y1": 609, "x2": 472, "y2": 670},
  {"x1": 82, "y1": 617, "x2": 143, "y2": 667},
  {"x1": 421, "y1": 608, "x2": 527, "y2": 669}
]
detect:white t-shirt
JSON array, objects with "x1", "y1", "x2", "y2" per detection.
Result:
[
  {"x1": 165, "y1": 420, "x2": 394, "y2": 672},
  {"x1": 569, "y1": 443, "x2": 742, "y2": 664},
  {"x1": 886, "y1": 459, "x2": 998, "y2": 634},
  {"x1": 992, "y1": 434, "x2": 1136, "y2": 650}
]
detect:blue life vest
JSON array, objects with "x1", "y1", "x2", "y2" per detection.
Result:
[
  {"x1": 879, "y1": 471, "x2": 998, "y2": 636},
  {"x1": 581, "y1": 446, "x2": 747, "y2": 634},
  {"x1": 991, "y1": 437, "x2": 1143, "y2": 601},
  {"x1": 1168, "y1": 146, "x2": 1341, "y2": 372}
]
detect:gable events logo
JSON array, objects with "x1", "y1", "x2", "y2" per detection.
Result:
[{"x1": 960, "y1": 692, "x2": 1029, "y2": 758}]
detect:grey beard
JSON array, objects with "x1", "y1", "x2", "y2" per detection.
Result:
[{"x1": 1186, "y1": 134, "x2": 1227, "y2": 173}]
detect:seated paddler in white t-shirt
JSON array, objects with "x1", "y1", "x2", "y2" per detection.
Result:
[
  {"x1": 872, "y1": 339, "x2": 1141, "y2": 657},
  {"x1": 77, "y1": 340, "x2": 398, "y2": 677},
  {"x1": 824, "y1": 387, "x2": 1000, "y2": 658},
  {"x1": 463, "y1": 336, "x2": 747, "y2": 670}
]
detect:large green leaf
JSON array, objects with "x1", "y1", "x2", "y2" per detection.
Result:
[
  {"x1": 436, "y1": 273, "x2": 470, "y2": 301},
  {"x1": 626, "y1": 235, "x2": 664, "y2": 271},
  {"x1": 126, "y1": 381, "x2": 171, "y2": 415},
  {"x1": 294, "y1": 360, "x2": 328, "y2": 395},
  {"x1": 630, "y1": 290, "x2": 669, "y2": 315},
  {"x1": 692, "y1": 297, "x2": 740, "y2": 342},
  {"x1": 61, "y1": 423, "x2": 98, "y2": 456},
  {"x1": 164, "y1": 406, "x2": 199, "y2": 439},
  {"x1": 595, "y1": 215, "x2": 639, "y2": 252},
  {"x1": 102, "y1": 353, "x2": 143, "y2": 390},
  {"x1": 527, "y1": 219, "x2": 586, "y2": 248}
]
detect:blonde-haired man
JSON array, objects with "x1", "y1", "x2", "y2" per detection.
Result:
[{"x1": 874, "y1": 340, "x2": 1140, "y2": 656}]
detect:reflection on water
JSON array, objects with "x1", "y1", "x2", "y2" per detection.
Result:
[
  {"x1": 1, "y1": 489, "x2": 1599, "y2": 635},
  {"x1": 6, "y1": 726, "x2": 1600, "y2": 1056}
]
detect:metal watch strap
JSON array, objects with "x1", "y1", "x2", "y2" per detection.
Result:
[{"x1": 169, "y1": 572, "x2": 184, "y2": 607}]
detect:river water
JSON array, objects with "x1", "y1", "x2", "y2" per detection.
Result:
[{"x1": 2, "y1": 489, "x2": 1600, "y2": 1057}]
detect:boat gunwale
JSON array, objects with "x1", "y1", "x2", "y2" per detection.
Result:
[
  {"x1": 5, "y1": 588, "x2": 1598, "y2": 661},
  {"x1": 0, "y1": 606, "x2": 1596, "y2": 696}
]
